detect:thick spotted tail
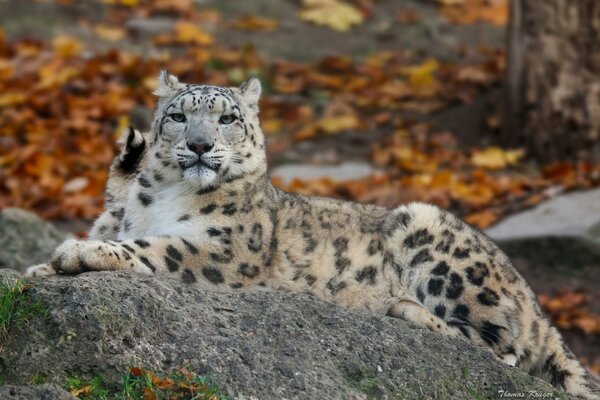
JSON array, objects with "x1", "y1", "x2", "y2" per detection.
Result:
[
  {"x1": 528, "y1": 322, "x2": 600, "y2": 399},
  {"x1": 117, "y1": 125, "x2": 146, "y2": 175},
  {"x1": 89, "y1": 126, "x2": 147, "y2": 240}
]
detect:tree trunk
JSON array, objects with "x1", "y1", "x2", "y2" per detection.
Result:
[{"x1": 504, "y1": 0, "x2": 600, "y2": 162}]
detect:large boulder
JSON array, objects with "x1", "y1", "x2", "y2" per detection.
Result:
[
  {"x1": 0, "y1": 384, "x2": 75, "y2": 400},
  {"x1": 0, "y1": 269, "x2": 564, "y2": 400},
  {"x1": 0, "y1": 208, "x2": 70, "y2": 274}
]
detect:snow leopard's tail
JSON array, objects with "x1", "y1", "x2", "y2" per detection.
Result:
[{"x1": 527, "y1": 319, "x2": 599, "y2": 399}]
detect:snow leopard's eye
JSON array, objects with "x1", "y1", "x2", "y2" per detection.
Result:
[
  {"x1": 170, "y1": 113, "x2": 186, "y2": 123},
  {"x1": 219, "y1": 114, "x2": 237, "y2": 125}
]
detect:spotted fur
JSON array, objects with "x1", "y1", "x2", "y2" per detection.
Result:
[{"x1": 28, "y1": 73, "x2": 599, "y2": 399}]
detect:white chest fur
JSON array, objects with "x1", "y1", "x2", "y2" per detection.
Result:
[{"x1": 119, "y1": 182, "x2": 204, "y2": 239}]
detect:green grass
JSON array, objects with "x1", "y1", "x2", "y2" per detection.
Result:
[
  {"x1": 0, "y1": 279, "x2": 47, "y2": 347},
  {"x1": 29, "y1": 373, "x2": 48, "y2": 385},
  {"x1": 461, "y1": 366, "x2": 470, "y2": 380},
  {"x1": 65, "y1": 367, "x2": 229, "y2": 400}
]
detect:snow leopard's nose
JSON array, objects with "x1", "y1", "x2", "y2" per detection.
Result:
[{"x1": 187, "y1": 141, "x2": 214, "y2": 156}]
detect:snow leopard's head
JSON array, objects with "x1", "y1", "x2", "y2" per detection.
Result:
[{"x1": 149, "y1": 71, "x2": 266, "y2": 188}]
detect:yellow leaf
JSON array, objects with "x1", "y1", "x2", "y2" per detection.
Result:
[
  {"x1": 262, "y1": 118, "x2": 282, "y2": 135},
  {"x1": 94, "y1": 25, "x2": 126, "y2": 42},
  {"x1": 174, "y1": 22, "x2": 213, "y2": 46},
  {"x1": 299, "y1": 0, "x2": 364, "y2": 32},
  {"x1": 52, "y1": 35, "x2": 83, "y2": 58},
  {"x1": 37, "y1": 66, "x2": 80, "y2": 90},
  {"x1": 103, "y1": 0, "x2": 138, "y2": 6},
  {"x1": 405, "y1": 60, "x2": 440, "y2": 97},
  {"x1": 471, "y1": 147, "x2": 524, "y2": 170},
  {"x1": 114, "y1": 115, "x2": 131, "y2": 141},
  {"x1": 318, "y1": 114, "x2": 358, "y2": 134},
  {"x1": 0, "y1": 93, "x2": 26, "y2": 108}
]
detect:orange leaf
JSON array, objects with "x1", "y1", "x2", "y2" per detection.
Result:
[
  {"x1": 174, "y1": 22, "x2": 213, "y2": 46},
  {"x1": 70, "y1": 385, "x2": 92, "y2": 397},
  {"x1": 573, "y1": 315, "x2": 600, "y2": 335},
  {"x1": 232, "y1": 15, "x2": 279, "y2": 31},
  {"x1": 142, "y1": 387, "x2": 156, "y2": 400},
  {"x1": 465, "y1": 209, "x2": 499, "y2": 229}
]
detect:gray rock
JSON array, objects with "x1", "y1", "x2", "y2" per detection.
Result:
[
  {"x1": 0, "y1": 269, "x2": 564, "y2": 400},
  {"x1": 0, "y1": 384, "x2": 75, "y2": 400},
  {"x1": 0, "y1": 208, "x2": 70, "y2": 274},
  {"x1": 486, "y1": 188, "x2": 600, "y2": 241},
  {"x1": 271, "y1": 162, "x2": 377, "y2": 184},
  {"x1": 126, "y1": 17, "x2": 175, "y2": 36},
  {"x1": 483, "y1": 189, "x2": 600, "y2": 280}
]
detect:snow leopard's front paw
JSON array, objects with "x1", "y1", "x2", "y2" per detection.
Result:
[
  {"x1": 49, "y1": 239, "x2": 129, "y2": 274},
  {"x1": 48, "y1": 238, "x2": 89, "y2": 274},
  {"x1": 25, "y1": 263, "x2": 56, "y2": 277}
]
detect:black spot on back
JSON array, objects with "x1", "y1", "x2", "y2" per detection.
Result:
[
  {"x1": 434, "y1": 304, "x2": 446, "y2": 319},
  {"x1": 367, "y1": 239, "x2": 383, "y2": 256},
  {"x1": 410, "y1": 249, "x2": 433, "y2": 267},
  {"x1": 139, "y1": 256, "x2": 156, "y2": 272},
  {"x1": 428, "y1": 278, "x2": 444, "y2": 296},
  {"x1": 452, "y1": 247, "x2": 470, "y2": 259},
  {"x1": 122, "y1": 244, "x2": 135, "y2": 254},
  {"x1": 326, "y1": 279, "x2": 346, "y2": 295},
  {"x1": 210, "y1": 250, "x2": 233, "y2": 263},
  {"x1": 453, "y1": 304, "x2": 470, "y2": 320},
  {"x1": 135, "y1": 239, "x2": 150, "y2": 248},
  {"x1": 138, "y1": 175, "x2": 152, "y2": 188},
  {"x1": 181, "y1": 269, "x2": 197, "y2": 283},
  {"x1": 335, "y1": 257, "x2": 351, "y2": 273},
  {"x1": 202, "y1": 267, "x2": 224, "y2": 284},
  {"x1": 355, "y1": 266, "x2": 378, "y2": 285},
  {"x1": 207, "y1": 227, "x2": 221, "y2": 237},
  {"x1": 239, "y1": 263, "x2": 260, "y2": 278},
  {"x1": 403, "y1": 228, "x2": 434, "y2": 249},
  {"x1": 477, "y1": 288, "x2": 500, "y2": 306},
  {"x1": 431, "y1": 261, "x2": 449, "y2": 276},
  {"x1": 222, "y1": 203, "x2": 237, "y2": 216},
  {"x1": 465, "y1": 262, "x2": 489, "y2": 286},
  {"x1": 181, "y1": 238, "x2": 199, "y2": 254},
  {"x1": 200, "y1": 204, "x2": 217, "y2": 214},
  {"x1": 164, "y1": 256, "x2": 179, "y2": 272},
  {"x1": 166, "y1": 245, "x2": 183, "y2": 262},
  {"x1": 138, "y1": 192, "x2": 153, "y2": 206},
  {"x1": 446, "y1": 273, "x2": 464, "y2": 299},
  {"x1": 247, "y1": 223, "x2": 263, "y2": 252}
]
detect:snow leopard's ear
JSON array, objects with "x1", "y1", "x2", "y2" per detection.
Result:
[
  {"x1": 154, "y1": 70, "x2": 183, "y2": 97},
  {"x1": 239, "y1": 78, "x2": 261, "y2": 112}
]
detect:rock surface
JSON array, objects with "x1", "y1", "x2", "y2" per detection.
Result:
[
  {"x1": 486, "y1": 188, "x2": 600, "y2": 240},
  {"x1": 0, "y1": 384, "x2": 75, "y2": 400},
  {"x1": 0, "y1": 208, "x2": 70, "y2": 274},
  {"x1": 271, "y1": 162, "x2": 378, "y2": 184},
  {"x1": 0, "y1": 269, "x2": 563, "y2": 400}
]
